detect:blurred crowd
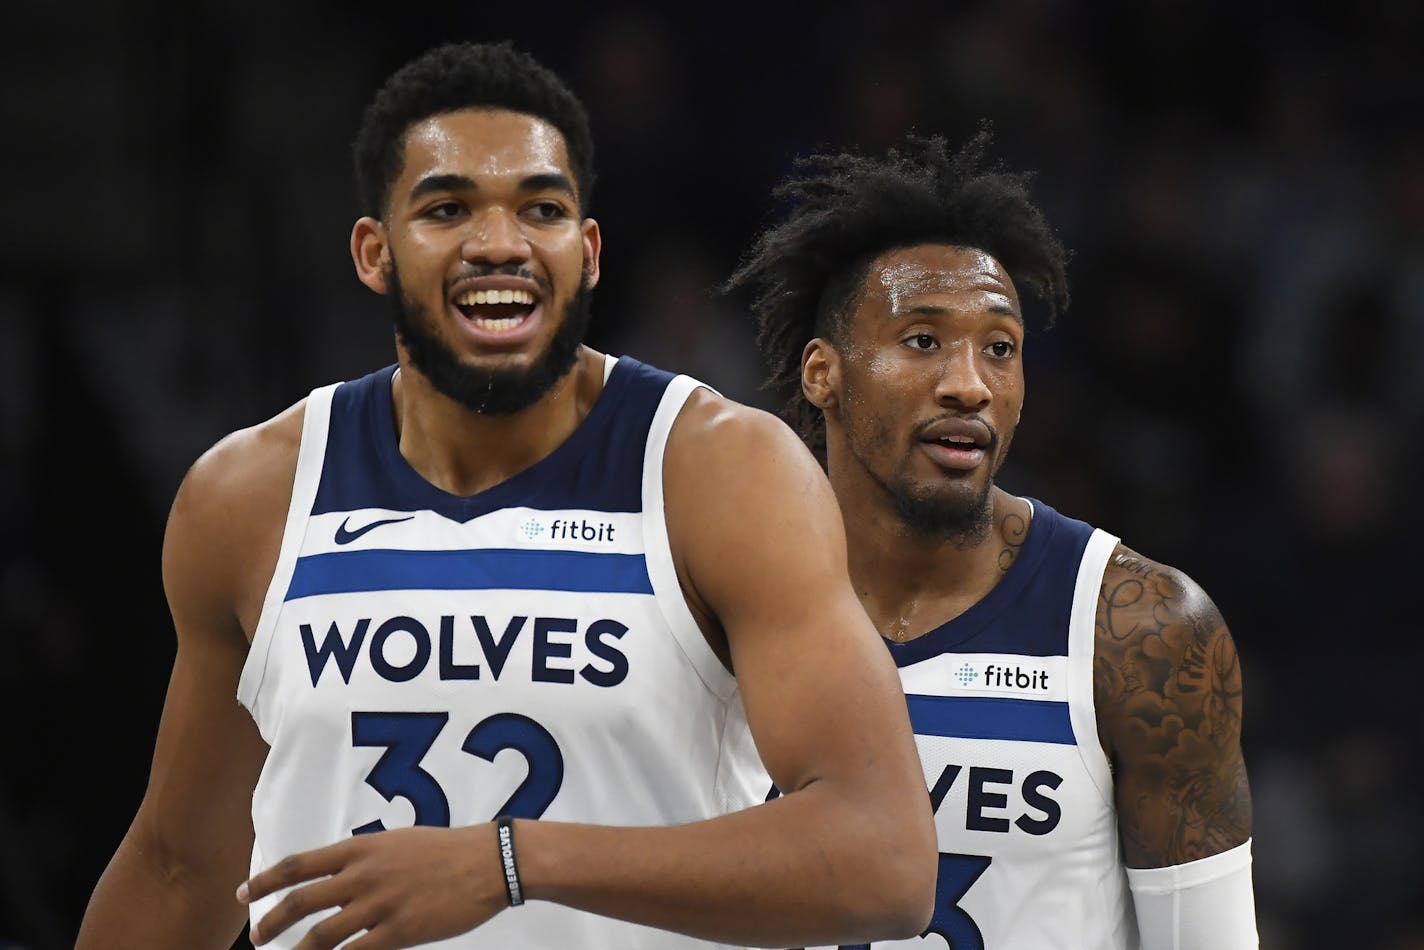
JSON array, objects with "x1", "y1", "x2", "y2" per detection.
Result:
[{"x1": 1, "y1": 1, "x2": 1420, "y2": 947}]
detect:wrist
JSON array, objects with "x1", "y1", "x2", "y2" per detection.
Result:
[{"x1": 495, "y1": 816, "x2": 525, "y2": 907}]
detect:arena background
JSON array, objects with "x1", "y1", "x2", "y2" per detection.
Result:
[{"x1": 1, "y1": 1, "x2": 1420, "y2": 947}]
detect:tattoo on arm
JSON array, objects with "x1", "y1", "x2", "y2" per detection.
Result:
[{"x1": 1095, "y1": 548, "x2": 1252, "y2": 867}]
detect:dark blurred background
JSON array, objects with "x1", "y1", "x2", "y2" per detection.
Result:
[{"x1": 2, "y1": 0, "x2": 1421, "y2": 947}]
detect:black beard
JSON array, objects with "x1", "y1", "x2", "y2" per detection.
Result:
[
  {"x1": 387, "y1": 262, "x2": 594, "y2": 415},
  {"x1": 839, "y1": 382, "x2": 1000, "y2": 546},
  {"x1": 888, "y1": 474, "x2": 995, "y2": 546}
]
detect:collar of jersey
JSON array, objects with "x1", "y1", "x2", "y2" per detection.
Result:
[
  {"x1": 366, "y1": 359, "x2": 634, "y2": 523},
  {"x1": 881, "y1": 497, "x2": 1059, "y2": 666}
]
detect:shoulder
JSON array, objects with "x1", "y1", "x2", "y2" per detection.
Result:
[
  {"x1": 663, "y1": 388, "x2": 836, "y2": 525},
  {"x1": 1094, "y1": 545, "x2": 1238, "y2": 677},
  {"x1": 661, "y1": 389, "x2": 847, "y2": 632},
  {"x1": 176, "y1": 399, "x2": 306, "y2": 529},
  {"x1": 1093, "y1": 544, "x2": 1252, "y2": 864},
  {"x1": 1093, "y1": 543, "x2": 1248, "y2": 764},
  {"x1": 665, "y1": 387, "x2": 824, "y2": 478},
  {"x1": 1097, "y1": 545, "x2": 1225, "y2": 646},
  {"x1": 163, "y1": 399, "x2": 309, "y2": 639}
]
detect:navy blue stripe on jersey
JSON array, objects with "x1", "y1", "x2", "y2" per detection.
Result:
[
  {"x1": 285, "y1": 548, "x2": 654, "y2": 601},
  {"x1": 310, "y1": 358, "x2": 677, "y2": 523},
  {"x1": 885, "y1": 501, "x2": 1096, "y2": 665},
  {"x1": 906, "y1": 694, "x2": 1076, "y2": 745}
]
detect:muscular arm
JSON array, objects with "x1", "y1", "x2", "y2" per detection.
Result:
[
  {"x1": 518, "y1": 394, "x2": 937, "y2": 942},
  {"x1": 77, "y1": 409, "x2": 300, "y2": 948},
  {"x1": 1094, "y1": 546, "x2": 1252, "y2": 868}
]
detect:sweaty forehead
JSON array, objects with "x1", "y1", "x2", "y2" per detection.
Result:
[
  {"x1": 867, "y1": 244, "x2": 1020, "y2": 315},
  {"x1": 400, "y1": 109, "x2": 572, "y2": 185}
]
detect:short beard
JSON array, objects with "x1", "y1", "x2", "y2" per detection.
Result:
[
  {"x1": 387, "y1": 262, "x2": 594, "y2": 415},
  {"x1": 889, "y1": 476, "x2": 995, "y2": 546},
  {"x1": 839, "y1": 379, "x2": 998, "y2": 546}
]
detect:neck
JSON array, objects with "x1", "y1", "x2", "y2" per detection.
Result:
[
  {"x1": 391, "y1": 346, "x2": 605, "y2": 497},
  {"x1": 835, "y1": 471, "x2": 1030, "y2": 642}
]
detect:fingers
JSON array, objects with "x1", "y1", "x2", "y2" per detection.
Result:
[
  {"x1": 241, "y1": 839, "x2": 352, "y2": 903},
  {"x1": 247, "y1": 869, "x2": 351, "y2": 946},
  {"x1": 288, "y1": 905, "x2": 384, "y2": 950},
  {"x1": 335, "y1": 924, "x2": 404, "y2": 950}
]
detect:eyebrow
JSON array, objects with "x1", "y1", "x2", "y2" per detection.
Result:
[
  {"x1": 897, "y1": 302, "x2": 1024, "y2": 323},
  {"x1": 407, "y1": 171, "x2": 578, "y2": 203}
]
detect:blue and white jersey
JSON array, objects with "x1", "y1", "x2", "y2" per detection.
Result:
[
  {"x1": 238, "y1": 357, "x2": 765, "y2": 949},
  {"x1": 808, "y1": 501, "x2": 1135, "y2": 950}
]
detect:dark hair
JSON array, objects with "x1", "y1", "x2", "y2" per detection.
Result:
[
  {"x1": 726, "y1": 130, "x2": 1069, "y2": 457},
  {"x1": 353, "y1": 41, "x2": 596, "y2": 218}
]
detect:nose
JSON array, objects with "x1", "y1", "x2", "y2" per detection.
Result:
[
  {"x1": 461, "y1": 207, "x2": 530, "y2": 267},
  {"x1": 934, "y1": 344, "x2": 992, "y2": 410}
]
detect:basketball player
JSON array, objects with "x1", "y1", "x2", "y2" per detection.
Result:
[
  {"x1": 727, "y1": 133, "x2": 1257, "y2": 949},
  {"x1": 76, "y1": 43, "x2": 936, "y2": 950}
]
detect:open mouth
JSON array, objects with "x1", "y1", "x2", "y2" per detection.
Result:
[
  {"x1": 453, "y1": 287, "x2": 538, "y2": 333},
  {"x1": 918, "y1": 418, "x2": 993, "y2": 472},
  {"x1": 930, "y1": 435, "x2": 981, "y2": 450}
]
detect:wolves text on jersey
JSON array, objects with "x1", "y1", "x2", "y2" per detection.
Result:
[
  {"x1": 928, "y1": 763, "x2": 1063, "y2": 835},
  {"x1": 298, "y1": 613, "x2": 632, "y2": 688}
]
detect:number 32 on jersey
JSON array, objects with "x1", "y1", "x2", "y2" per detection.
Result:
[{"x1": 349, "y1": 710, "x2": 563, "y2": 834}]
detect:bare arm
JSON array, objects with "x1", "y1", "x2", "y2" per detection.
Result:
[
  {"x1": 1094, "y1": 546, "x2": 1252, "y2": 868},
  {"x1": 241, "y1": 394, "x2": 936, "y2": 949},
  {"x1": 77, "y1": 409, "x2": 300, "y2": 948},
  {"x1": 520, "y1": 394, "x2": 937, "y2": 939}
]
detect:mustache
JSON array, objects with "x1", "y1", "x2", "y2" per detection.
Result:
[{"x1": 444, "y1": 263, "x2": 553, "y2": 296}]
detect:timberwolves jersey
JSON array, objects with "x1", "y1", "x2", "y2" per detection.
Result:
[
  {"x1": 237, "y1": 357, "x2": 765, "y2": 949},
  {"x1": 807, "y1": 501, "x2": 1136, "y2": 950}
]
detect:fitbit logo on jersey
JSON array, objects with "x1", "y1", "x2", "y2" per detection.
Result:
[
  {"x1": 955, "y1": 659, "x2": 1053, "y2": 694},
  {"x1": 982, "y1": 664, "x2": 1049, "y2": 690},
  {"x1": 521, "y1": 517, "x2": 616, "y2": 543},
  {"x1": 550, "y1": 518, "x2": 616, "y2": 542}
]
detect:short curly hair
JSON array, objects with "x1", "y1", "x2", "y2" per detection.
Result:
[
  {"x1": 353, "y1": 41, "x2": 596, "y2": 219},
  {"x1": 726, "y1": 130, "x2": 1069, "y2": 458}
]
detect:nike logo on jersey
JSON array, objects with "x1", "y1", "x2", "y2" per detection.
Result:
[{"x1": 334, "y1": 515, "x2": 415, "y2": 544}]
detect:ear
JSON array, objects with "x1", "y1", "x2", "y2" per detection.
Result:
[
  {"x1": 801, "y1": 338, "x2": 841, "y2": 411},
  {"x1": 351, "y1": 216, "x2": 391, "y2": 294},
  {"x1": 580, "y1": 217, "x2": 603, "y2": 290}
]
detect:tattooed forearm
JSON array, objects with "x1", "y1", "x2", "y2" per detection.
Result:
[{"x1": 1095, "y1": 546, "x2": 1252, "y2": 867}]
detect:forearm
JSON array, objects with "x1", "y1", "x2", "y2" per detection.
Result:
[
  {"x1": 1127, "y1": 839, "x2": 1258, "y2": 950},
  {"x1": 78, "y1": 831, "x2": 249, "y2": 950},
  {"x1": 517, "y1": 781, "x2": 933, "y2": 947}
]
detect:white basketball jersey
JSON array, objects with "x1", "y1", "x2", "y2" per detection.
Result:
[
  {"x1": 801, "y1": 502, "x2": 1137, "y2": 950},
  {"x1": 237, "y1": 357, "x2": 765, "y2": 949}
]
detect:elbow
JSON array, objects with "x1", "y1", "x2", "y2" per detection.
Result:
[
  {"x1": 843, "y1": 821, "x2": 938, "y2": 940},
  {"x1": 880, "y1": 845, "x2": 938, "y2": 938}
]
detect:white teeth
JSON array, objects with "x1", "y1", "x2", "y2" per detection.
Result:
[
  {"x1": 454, "y1": 288, "x2": 536, "y2": 306},
  {"x1": 473, "y1": 316, "x2": 525, "y2": 331}
]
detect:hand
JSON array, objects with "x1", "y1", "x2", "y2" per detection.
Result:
[{"x1": 237, "y1": 823, "x2": 509, "y2": 949}]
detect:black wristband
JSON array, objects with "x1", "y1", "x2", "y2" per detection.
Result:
[{"x1": 495, "y1": 815, "x2": 525, "y2": 907}]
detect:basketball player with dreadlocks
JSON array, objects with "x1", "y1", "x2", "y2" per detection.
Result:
[{"x1": 727, "y1": 132, "x2": 1257, "y2": 949}]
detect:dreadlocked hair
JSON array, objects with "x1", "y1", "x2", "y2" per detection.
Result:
[{"x1": 724, "y1": 129, "x2": 1069, "y2": 460}]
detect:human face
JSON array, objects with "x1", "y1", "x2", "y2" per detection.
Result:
[
  {"x1": 814, "y1": 244, "x2": 1025, "y2": 541},
  {"x1": 353, "y1": 108, "x2": 602, "y2": 412}
]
